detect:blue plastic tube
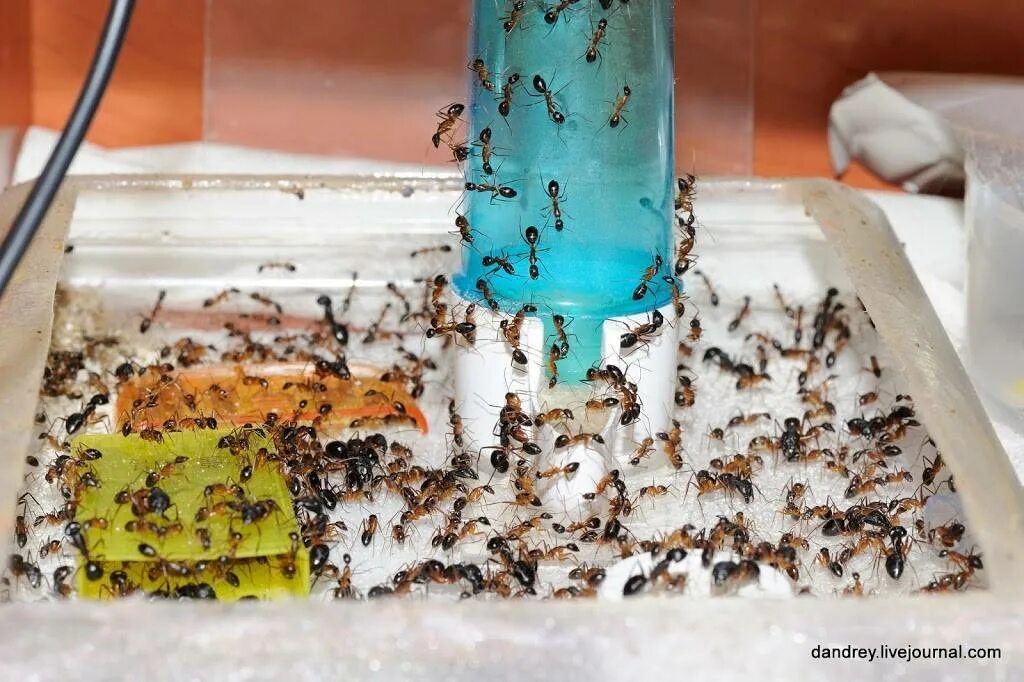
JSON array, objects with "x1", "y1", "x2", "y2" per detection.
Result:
[{"x1": 454, "y1": 0, "x2": 676, "y2": 382}]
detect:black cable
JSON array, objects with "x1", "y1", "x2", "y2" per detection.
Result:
[{"x1": 0, "y1": 0, "x2": 135, "y2": 300}]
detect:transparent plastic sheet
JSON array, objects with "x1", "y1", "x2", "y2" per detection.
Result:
[
  {"x1": 876, "y1": 73, "x2": 1024, "y2": 416},
  {"x1": 203, "y1": 0, "x2": 755, "y2": 175},
  {"x1": 0, "y1": 176, "x2": 1021, "y2": 680}
]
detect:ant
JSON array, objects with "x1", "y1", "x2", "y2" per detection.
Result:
[
  {"x1": 727, "y1": 296, "x2": 751, "y2": 332},
  {"x1": 482, "y1": 251, "x2": 517, "y2": 276},
  {"x1": 469, "y1": 58, "x2": 495, "y2": 92},
  {"x1": 544, "y1": 0, "x2": 581, "y2": 24},
  {"x1": 628, "y1": 437, "x2": 655, "y2": 466},
  {"x1": 316, "y1": 294, "x2": 349, "y2": 347},
  {"x1": 552, "y1": 314, "x2": 573, "y2": 358},
  {"x1": 655, "y1": 420, "x2": 683, "y2": 469},
  {"x1": 541, "y1": 178, "x2": 567, "y2": 231},
  {"x1": 922, "y1": 452, "x2": 945, "y2": 487},
  {"x1": 454, "y1": 213, "x2": 475, "y2": 247},
  {"x1": 465, "y1": 180, "x2": 518, "y2": 201},
  {"x1": 361, "y1": 514, "x2": 379, "y2": 547},
  {"x1": 449, "y1": 141, "x2": 470, "y2": 164},
  {"x1": 609, "y1": 85, "x2": 631, "y2": 128},
  {"x1": 711, "y1": 559, "x2": 760, "y2": 594},
  {"x1": 554, "y1": 432, "x2": 605, "y2": 449},
  {"x1": 687, "y1": 316, "x2": 703, "y2": 342},
  {"x1": 476, "y1": 278, "x2": 500, "y2": 311},
  {"x1": 585, "y1": 18, "x2": 609, "y2": 64},
  {"x1": 500, "y1": 303, "x2": 536, "y2": 365},
  {"x1": 675, "y1": 374, "x2": 696, "y2": 407},
  {"x1": 502, "y1": 1, "x2": 526, "y2": 33},
  {"x1": 546, "y1": 343, "x2": 561, "y2": 388},
  {"x1": 498, "y1": 73, "x2": 521, "y2": 118},
  {"x1": 410, "y1": 245, "x2": 454, "y2": 258},
  {"x1": 676, "y1": 174, "x2": 697, "y2": 216},
  {"x1": 432, "y1": 103, "x2": 464, "y2": 149},
  {"x1": 249, "y1": 291, "x2": 283, "y2": 315},
  {"x1": 139, "y1": 290, "x2": 166, "y2": 334},
  {"x1": 522, "y1": 226, "x2": 543, "y2": 279},
  {"x1": 531, "y1": 74, "x2": 566, "y2": 125},
  {"x1": 619, "y1": 310, "x2": 665, "y2": 351},
  {"x1": 476, "y1": 127, "x2": 497, "y2": 175},
  {"x1": 928, "y1": 520, "x2": 965, "y2": 548},
  {"x1": 257, "y1": 261, "x2": 296, "y2": 273},
  {"x1": 534, "y1": 407, "x2": 573, "y2": 428},
  {"x1": 663, "y1": 275, "x2": 686, "y2": 317},
  {"x1": 693, "y1": 269, "x2": 718, "y2": 306},
  {"x1": 632, "y1": 254, "x2": 663, "y2": 300}
]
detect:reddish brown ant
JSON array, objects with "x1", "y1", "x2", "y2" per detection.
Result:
[
  {"x1": 469, "y1": 58, "x2": 495, "y2": 92},
  {"x1": 432, "y1": 103, "x2": 464, "y2": 149},
  {"x1": 632, "y1": 254, "x2": 663, "y2": 300}
]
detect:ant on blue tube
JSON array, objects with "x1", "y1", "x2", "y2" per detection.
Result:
[
  {"x1": 502, "y1": 1, "x2": 527, "y2": 34},
  {"x1": 541, "y1": 178, "x2": 568, "y2": 231},
  {"x1": 530, "y1": 74, "x2": 567, "y2": 125},
  {"x1": 465, "y1": 179, "x2": 518, "y2": 201},
  {"x1": 632, "y1": 254, "x2": 664, "y2": 300},
  {"x1": 520, "y1": 223, "x2": 552, "y2": 276},
  {"x1": 498, "y1": 73, "x2": 521, "y2": 120},
  {"x1": 452, "y1": 213, "x2": 481, "y2": 250},
  {"x1": 583, "y1": 17, "x2": 609, "y2": 65},
  {"x1": 474, "y1": 127, "x2": 503, "y2": 176},
  {"x1": 469, "y1": 58, "x2": 496, "y2": 92},
  {"x1": 609, "y1": 85, "x2": 631, "y2": 129},
  {"x1": 544, "y1": 0, "x2": 582, "y2": 25}
]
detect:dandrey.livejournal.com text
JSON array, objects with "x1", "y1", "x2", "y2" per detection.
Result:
[{"x1": 811, "y1": 644, "x2": 1001, "y2": 662}]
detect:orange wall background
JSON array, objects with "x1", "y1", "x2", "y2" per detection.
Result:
[
  {"x1": 29, "y1": 0, "x2": 204, "y2": 147},
  {"x1": 0, "y1": 0, "x2": 32, "y2": 129},
  {"x1": 6, "y1": 1, "x2": 1024, "y2": 185}
]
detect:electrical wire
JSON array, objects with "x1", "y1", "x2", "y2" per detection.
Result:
[{"x1": 0, "y1": 0, "x2": 135, "y2": 300}]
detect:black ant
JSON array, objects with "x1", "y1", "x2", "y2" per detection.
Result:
[
  {"x1": 523, "y1": 226, "x2": 543, "y2": 279},
  {"x1": 531, "y1": 74, "x2": 566, "y2": 125},
  {"x1": 465, "y1": 180, "x2": 518, "y2": 201},
  {"x1": 544, "y1": 0, "x2": 581, "y2": 24},
  {"x1": 540, "y1": 178, "x2": 568, "y2": 231},
  {"x1": 482, "y1": 251, "x2": 517, "y2": 276}
]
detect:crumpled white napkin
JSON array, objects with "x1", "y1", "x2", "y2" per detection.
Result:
[{"x1": 828, "y1": 73, "x2": 964, "y2": 194}]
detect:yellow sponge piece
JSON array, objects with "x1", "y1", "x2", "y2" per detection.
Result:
[{"x1": 70, "y1": 428, "x2": 308, "y2": 601}]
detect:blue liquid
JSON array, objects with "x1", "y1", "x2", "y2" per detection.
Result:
[{"x1": 455, "y1": 0, "x2": 676, "y2": 381}]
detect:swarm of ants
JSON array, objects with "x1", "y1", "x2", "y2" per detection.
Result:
[
  {"x1": 4, "y1": 0, "x2": 984, "y2": 602},
  {"x1": 1, "y1": 168, "x2": 984, "y2": 602}
]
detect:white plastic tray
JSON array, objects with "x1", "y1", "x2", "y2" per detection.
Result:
[{"x1": 0, "y1": 175, "x2": 1021, "y2": 680}]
